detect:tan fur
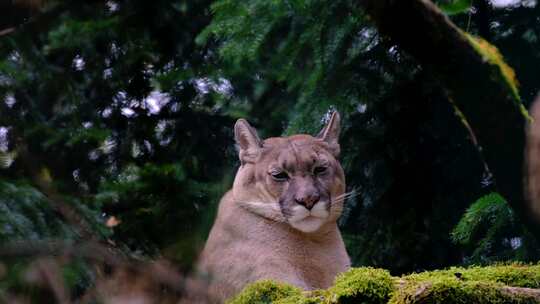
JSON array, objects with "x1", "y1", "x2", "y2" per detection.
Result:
[{"x1": 193, "y1": 113, "x2": 350, "y2": 303}]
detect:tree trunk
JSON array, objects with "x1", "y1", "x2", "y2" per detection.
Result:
[{"x1": 526, "y1": 94, "x2": 540, "y2": 222}]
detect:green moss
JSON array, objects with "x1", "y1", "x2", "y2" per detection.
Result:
[
  {"x1": 230, "y1": 265, "x2": 540, "y2": 303},
  {"x1": 404, "y1": 263, "x2": 540, "y2": 288},
  {"x1": 274, "y1": 294, "x2": 320, "y2": 304},
  {"x1": 227, "y1": 280, "x2": 302, "y2": 304},
  {"x1": 390, "y1": 278, "x2": 538, "y2": 304},
  {"x1": 390, "y1": 264, "x2": 540, "y2": 304},
  {"x1": 327, "y1": 267, "x2": 395, "y2": 303},
  {"x1": 274, "y1": 267, "x2": 396, "y2": 304}
]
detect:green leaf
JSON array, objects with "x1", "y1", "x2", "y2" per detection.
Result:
[{"x1": 437, "y1": 0, "x2": 472, "y2": 15}]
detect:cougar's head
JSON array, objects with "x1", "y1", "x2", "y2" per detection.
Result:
[{"x1": 232, "y1": 112, "x2": 345, "y2": 233}]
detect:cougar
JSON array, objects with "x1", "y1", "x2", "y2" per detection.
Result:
[{"x1": 195, "y1": 112, "x2": 350, "y2": 303}]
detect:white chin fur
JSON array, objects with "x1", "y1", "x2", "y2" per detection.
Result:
[
  {"x1": 290, "y1": 217, "x2": 326, "y2": 233},
  {"x1": 288, "y1": 202, "x2": 329, "y2": 233}
]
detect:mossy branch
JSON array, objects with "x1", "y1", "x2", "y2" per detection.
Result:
[
  {"x1": 395, "y1": 282, "x2": 540, "y2": 304},
  {"x1": 354, "y1": 0, "x2": 540, "y2": 239}
]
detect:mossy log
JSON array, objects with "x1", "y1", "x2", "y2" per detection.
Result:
[
  {"x1": 355, "y1": 0, "x2": 540, "y2": 239},
  {"x1": 230, "y1": 264, "x2": 540, "y2": 303}
]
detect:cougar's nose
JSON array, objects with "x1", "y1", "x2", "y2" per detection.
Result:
[{"x1": 295, "y1": 193, "x2": 320, "y2": 210}]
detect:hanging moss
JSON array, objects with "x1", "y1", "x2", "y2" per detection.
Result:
[
  {"x1": 229, "y1": 264, "x2": 540, "y2": 304},
  {"x1": 463, "y1": 33, "x2": 530, "y2": 121},
  {"x1": 464, "y1": 34, "x2": 519, "y2": 99}
]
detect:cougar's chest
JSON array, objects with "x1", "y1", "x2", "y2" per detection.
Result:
[{"x1": 277, "y1": 235, "x2": 349, "y2": 290}]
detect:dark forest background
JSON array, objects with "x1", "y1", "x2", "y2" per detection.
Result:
[{"x1": 1, "y1": 0, "x2": 540, "y2": 302}]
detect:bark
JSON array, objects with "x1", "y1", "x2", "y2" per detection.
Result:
[
  {"x1": 501, "y1": 286, "x2": 540, "y2": 301},
  {"x1": 357, "y1": 0, "x2": 540, "y2": 239}
]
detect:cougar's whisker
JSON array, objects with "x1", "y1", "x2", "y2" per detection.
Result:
[{"x1": 331, "y1": 190, "x2": 359, "y2": 205}]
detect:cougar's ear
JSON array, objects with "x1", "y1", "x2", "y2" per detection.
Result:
[
  {"x1": 234, "y1": 119, "x2": 262, "y2": 164},
  {"x1": 316, "y1": 111, "x2": 341, "y2": 157}
]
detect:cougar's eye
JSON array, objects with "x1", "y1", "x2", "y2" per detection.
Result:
[
  {"x1": 313, "y1": 166, "x2": 328, "y2": 175},
  {"x1": 270, "y1": 171, "x2": 289, "y2": 181}
]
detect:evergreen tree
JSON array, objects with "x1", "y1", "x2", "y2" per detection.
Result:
[{"x1": 0, "y1": 0, "x2": 539, "y2": 301}]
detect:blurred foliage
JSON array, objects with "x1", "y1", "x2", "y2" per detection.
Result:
[
  {"x1": 0, "y1": 0, "x2": 234, "y2": 261},
  {"x1": 0, "y1": 0, "x2": 539, "y2": 301},
  {"x1": 0, "y1": 0, "x2": 235, "y2": 300},
  {"x1": 0, "y1": 180, "x2": 79, "y2": 242}
]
